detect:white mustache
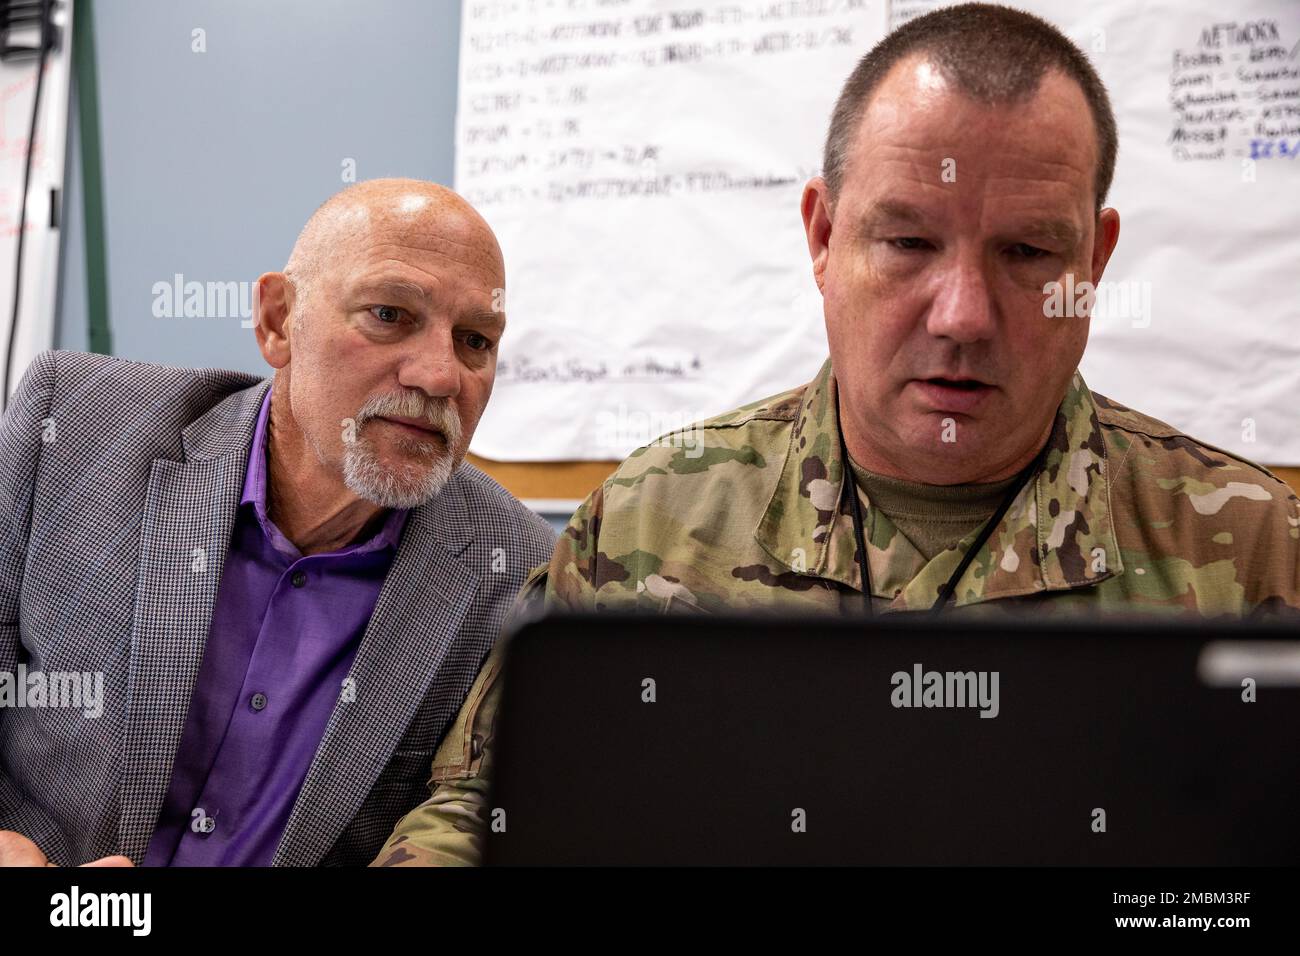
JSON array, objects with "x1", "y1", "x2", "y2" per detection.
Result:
[{"x1": 356, "y1": 391, "x2": 463, "y2": 446}]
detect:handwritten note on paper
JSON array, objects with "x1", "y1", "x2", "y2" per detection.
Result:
[
  {"x1": 1079, "y1": 5, "x2": 1300, "y2": 465},
  {"x1": 458, "y1": 0, "x2": 1300, "y2": 463},
  {"x1": 1168, "y1": 19, "x2": 1300, "y2": 165},
  {"x1": 458, "y1": 0, "x2": 889, "y2": 460}
]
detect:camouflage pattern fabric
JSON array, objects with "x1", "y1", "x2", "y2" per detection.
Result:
[
  {"x1": 371, "y1": 358, "x2": 1300, "y2": 866},
  {"x1": 539, "y1": 358, "x2": 1299, "y2": 618}
]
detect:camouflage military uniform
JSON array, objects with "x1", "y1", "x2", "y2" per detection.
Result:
[{"x1": 371, "y1": 358, "x2": 1300, "y2": 865}]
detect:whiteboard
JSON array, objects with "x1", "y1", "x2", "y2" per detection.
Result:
[
  {"x1": 0, "y1": 0, "x2": 75, "y2": 403},
  {"x1": 458, "y1": 0, "x2": 1300, "y2": 464}
]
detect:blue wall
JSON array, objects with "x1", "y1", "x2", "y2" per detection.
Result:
[{"x1": 57, "y1": 0, "x2": 463, "y2": 372}]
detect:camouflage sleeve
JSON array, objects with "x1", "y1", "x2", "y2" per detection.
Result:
[
  {"x1": 1252, "y1": 482, "x2": 1300, "y2": 619},
  {"x1": 538, "y1": 483, "x2": 607, "y2": 612}
]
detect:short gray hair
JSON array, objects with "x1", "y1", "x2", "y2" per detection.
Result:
[{"x1": 823, "y1": 2, "x2": 1118, "y2": 209}]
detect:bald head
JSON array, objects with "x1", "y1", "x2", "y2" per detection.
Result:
[
  {"x1": 254, "y1": 177, "x2": 508, "y2": 510},
  {"x1": 283, "y1": 178, "x2": 504, "y2": 311}
]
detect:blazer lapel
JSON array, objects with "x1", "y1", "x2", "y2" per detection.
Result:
[
  {"x1": 117, "y1": 380, "x2": 270, "y2": 862},
  {"x1": 273, "y1": 473, "x2": 481, "y2": 866}
]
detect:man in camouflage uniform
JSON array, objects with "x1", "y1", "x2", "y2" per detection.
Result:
[{"x1": 372, "y1": 4, "x2": 1300, "y2": 865}]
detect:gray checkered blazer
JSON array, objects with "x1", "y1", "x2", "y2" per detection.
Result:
[{"x1": 0, "y1": 350, "x2": 556, "y2": 866}]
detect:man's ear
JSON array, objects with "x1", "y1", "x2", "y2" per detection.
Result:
[
  {"x1": 1090, "y1": 207, "x2": 1121, "y2": 285},
  {"x1": 254, "y1": 272, "x2": 294, "y2": 370},
  {"x1": 801, "y1": 177, "x2": 834, "y2": 293}
]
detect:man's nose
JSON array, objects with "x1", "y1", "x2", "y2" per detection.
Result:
[
  {"x1": 924, "y1": 257, "x2": 997, "y2": 344},
  {"x1": 398, "y1": 326, "x2": 462, "y2": 398}
]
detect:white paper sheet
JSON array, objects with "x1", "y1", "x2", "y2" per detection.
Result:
[
  {"x1": 457, "y1": 0, "x2": 890, "y2": 460},
  {"x1": 458, "y1": 0, "x2": 1299, "y2": 463}
]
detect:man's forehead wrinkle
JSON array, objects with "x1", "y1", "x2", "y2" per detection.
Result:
[
  {"x1": 864, "y1": 136, "x2": 1092, "y2": 180},
  {"x1": 852, "y1": 156, "x2": 1091, "y2": 216},
  {"x1": 350, "y1": 247, "x2": 501, "y2": 301},
  {"x1": 350, "y1": 270, "x2": 442, "y2": 301},
  {"x1": 365, "y1": 241, "x2": 503, "y2": 285},
  {"x1": 351, "y1": 216, "x2": 502, "y2": 267},
  {"x1": 370, "y1": 229, "x2": 497, "y2": 262},
  {"x1": 860, "y1": 198, "x2": 931, "y2": 224}
]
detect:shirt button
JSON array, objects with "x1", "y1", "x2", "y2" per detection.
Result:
[
  {"x1": 291, "y1": 571, "x2": 307, "y2": 588},
  {"x1": 196, "y1": 814, "x2": 216, "y2": 835},
  {"x1": 250, "y1": 692, "x2": 268, "y2": 711}
]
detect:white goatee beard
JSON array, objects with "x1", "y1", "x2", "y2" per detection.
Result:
[{"x1": 341, "y1": 390, "x2": 464, "y2": 508}]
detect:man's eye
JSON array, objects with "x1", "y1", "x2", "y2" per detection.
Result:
[
  {"x1": 464, "y1": 332, "x2": 492, "y2": 352},
  {"x1": 371, "y1": 305, "x2": 402, "y2": 324},
  {"x1": 1008, "y1": 243, "x2": 1050, "y2": 259},
  {"x1": 889, "y1": 237, "x2": 931, "y2": 251}
]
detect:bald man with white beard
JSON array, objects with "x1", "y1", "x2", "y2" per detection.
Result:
[{"x1": 0, "y1": 179, "x2": 555, "y2": 867}]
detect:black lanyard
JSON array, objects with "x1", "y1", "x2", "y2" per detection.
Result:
[{"x1": 836, "y1": 405, "x2": 1046, "y2": 615}]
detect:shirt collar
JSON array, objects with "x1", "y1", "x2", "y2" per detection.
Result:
[
  {"x1": 242, "y1": 388, "x2": 409, "y2": 559},
  {"x1": 754, "y1": 359, "x2": 1123, "y2": 608}
]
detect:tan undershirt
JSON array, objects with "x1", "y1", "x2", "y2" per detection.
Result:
[{"x1": 848, "y1": 460, "x2": 1021, "y2": 562}]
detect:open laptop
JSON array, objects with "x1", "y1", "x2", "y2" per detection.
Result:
[{"x1": 484, "y1": 614, "x2": 1300, "y2": 865}]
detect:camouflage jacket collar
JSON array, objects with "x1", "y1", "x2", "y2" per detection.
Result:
[{"x1": 755, "y1": 359, "x2": 1123, "y2": 610}]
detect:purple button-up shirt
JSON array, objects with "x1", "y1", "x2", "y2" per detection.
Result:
[{"x1": 143, "y1": 388, "x2": 409, "y2": 866}]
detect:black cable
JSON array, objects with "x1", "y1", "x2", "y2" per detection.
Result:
[
  {"x1": 927, "y1": 443, "x2": 1047, "y2": 613},
  {"x1": 837, "y1": 390, "x2": 1048, "y2": 616},
  {"x1": 2, "y1": 0, "x2": 53, "y2": 409},
  {"x1": 836, "y1": 400, "x2": 873, "y2": 617}
]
